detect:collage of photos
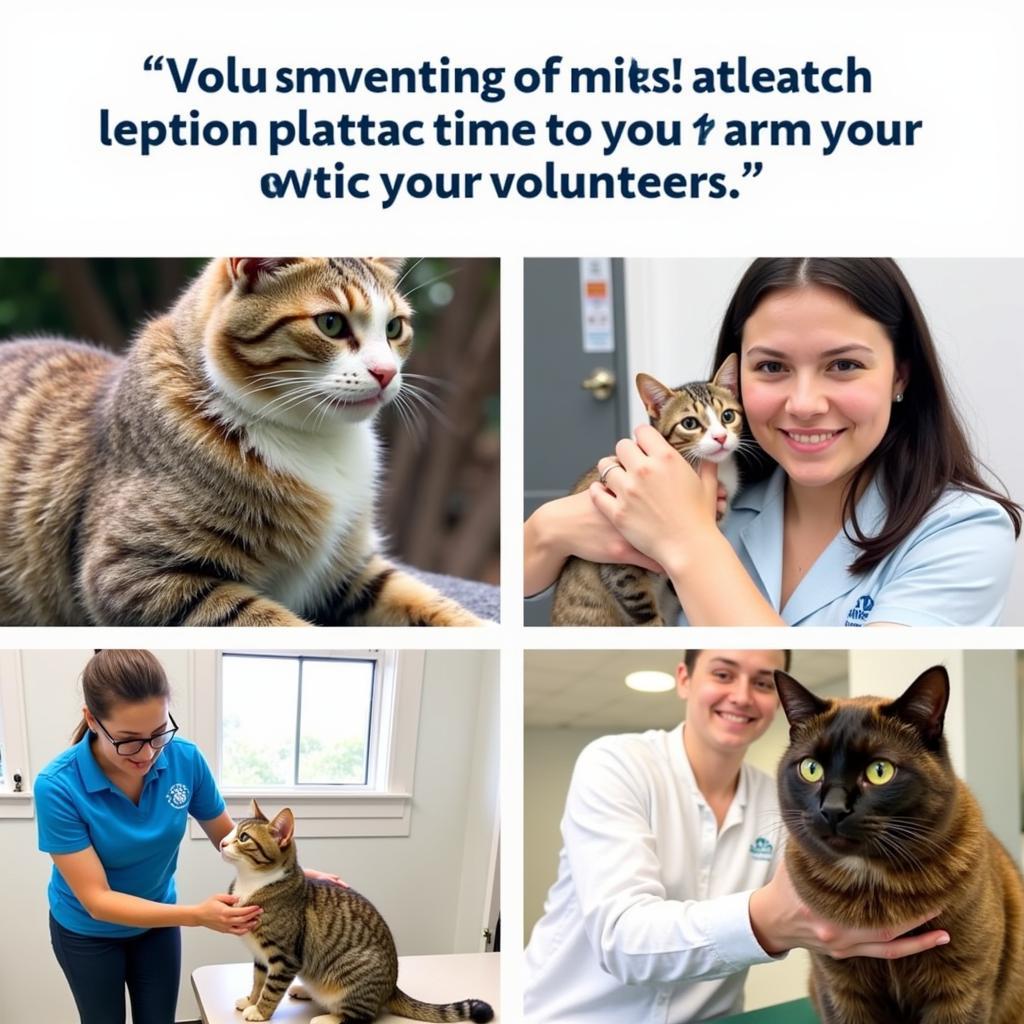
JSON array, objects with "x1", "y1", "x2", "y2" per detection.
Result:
[{"x1": 1, "y1": 255, "x2": 1023, "y2": 1024}]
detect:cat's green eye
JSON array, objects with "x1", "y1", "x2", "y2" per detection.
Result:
[
  {"x1": 865, "y1": 760, "x2": 896, "y2": 786},
  {"x1": 681, "y1": 417, "x2": 700, "y2": 431},
  {"x1": 238, "y1": 831, "x2": 249, "y2": 842},
  {"x1": 798, "y1": 758, "x2": 823, "y2": 783},
  {"x1": 721, "y1": 410, "x2": 737, "y2": 424},
  {"x1": 386, "y1": 317, "x2": 403, "y2": 340},
  {"x1": 315, "y1": 313, "x2": 349, "y2": 339}
]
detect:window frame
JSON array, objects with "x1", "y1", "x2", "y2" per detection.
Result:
[
  {"x1": 189, "y1": 649, "x2": 424, "y2": 840},
  {"x1": 0, "y1": 650, "x2": 34, "y2": 818}
]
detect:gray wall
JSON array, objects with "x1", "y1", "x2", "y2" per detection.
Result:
[{"x1": 0, "y1": 649, "x2": 499, "y2": 1024}]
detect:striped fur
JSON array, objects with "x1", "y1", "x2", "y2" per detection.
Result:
[
  {"x1": 0, "y1": 258, "x2": 481, "y2": 626},
  {"x1": 550, "y1": 354, "x2": 742, "y2": 626},
  {"x1": 223, "y1": 803, "x2": 494, "y2": 1024}
]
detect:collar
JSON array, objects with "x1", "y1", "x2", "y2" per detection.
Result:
[
  {"x1": 734, "y1": 467, "x2": 887, "y2": 623},
  {"x1": 75, "y1": 731, "x2": 169, "y2": 794},
  {"x1": 673, "y1": 723, "x2": 749, "y2": 813}
]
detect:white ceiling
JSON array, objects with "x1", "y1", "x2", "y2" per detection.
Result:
[{"x1": 524, "y1": 649, "x2": 848, "y2": 730}]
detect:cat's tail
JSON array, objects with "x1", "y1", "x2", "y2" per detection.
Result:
[{"x1": 387, "y1": 987, "x2": 494, "y2": 1023}]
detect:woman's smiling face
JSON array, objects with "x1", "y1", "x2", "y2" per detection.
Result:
[{"x1": 739, "y1": 285, "x2": 907, "y2": 493}]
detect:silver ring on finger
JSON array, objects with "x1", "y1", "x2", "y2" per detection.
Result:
[{"x1": 599, "y1": 460, "x2": 624, "y2": 486}]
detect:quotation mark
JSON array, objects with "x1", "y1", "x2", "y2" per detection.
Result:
[
  {"x1": 144, "y1": 55, "x2": 165, "y2": 71},
  {"x1": 729, "y1": 162, "x2": 765, "y2": 198}
]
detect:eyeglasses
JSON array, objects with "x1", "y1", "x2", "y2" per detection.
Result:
[{"x1": 94, "y1": 713, "x2": 179, "y2": 757}]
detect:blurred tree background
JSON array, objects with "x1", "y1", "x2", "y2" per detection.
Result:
[{"x1": 0, "y1": 258, "x2": 500, "y2": 583}]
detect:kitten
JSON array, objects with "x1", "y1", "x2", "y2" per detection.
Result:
[
  {"x1": 549, "y1": 354, "x2": 742, "y2": 626},
  {"x1": 221, "y1": 801, "x2": 494, "y2": 1024},
  {"x1": 0, "y1": 258, "x2": 482, "y2": 626},
  {"x1": 775, "y1": 666, "x2": 1024, "y2": 1024}
]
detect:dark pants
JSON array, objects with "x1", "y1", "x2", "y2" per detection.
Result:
[{"x1": 49, "y1": 913, "x2": 181, "y2": 1024}]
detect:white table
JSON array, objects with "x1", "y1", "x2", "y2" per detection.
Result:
[{"x1": 192, "y1": 953, "x2": 501, "y2": 1023}]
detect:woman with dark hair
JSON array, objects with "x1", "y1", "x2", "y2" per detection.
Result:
[
  {"x1": 35, "y1": 650, "x2": 344, "y2": 1024},
  {"x1": 525, "y1": 258, "x2": 1020, "y2": 625}
]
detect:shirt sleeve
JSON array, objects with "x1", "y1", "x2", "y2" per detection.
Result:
[
  {"x1": 35, "y1": 773, "x2": 91, "y2": 855},
  {"x1": 867, "y1": 494, "x2": 1015, "y2": 627},
  {"x1": 188, "y1": 747, "x2": 226, "y2": 822},
  {"x1": 563, "y1": 739, "x2": 777, "y2": 986}
]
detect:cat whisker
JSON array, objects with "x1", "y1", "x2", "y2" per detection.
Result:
[
  {"x1": 394, "y1": 256, "x2": 425, "y2": 292},
  {"x1": 401, "y1": 266, "x2": 462, "y2": 300}
]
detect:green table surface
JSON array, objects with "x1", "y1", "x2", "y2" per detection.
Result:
[{"x1": 718, "y1": 997, "x2": 818, "y2": 1022}]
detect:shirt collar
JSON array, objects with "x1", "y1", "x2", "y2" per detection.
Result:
[
  {"x1": 735, "y1": 467, "x2": 888, "y2": 623},
  {"x1": 673, "y1": 723, "x2": 749, "y2": 812},
  {"x1": 75, "y1": 731, "x2": 169, "y2": 793}
]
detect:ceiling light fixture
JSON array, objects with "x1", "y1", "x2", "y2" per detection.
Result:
[{"x1": 625, "y1": 671, "x2": 675, "y2": 693}]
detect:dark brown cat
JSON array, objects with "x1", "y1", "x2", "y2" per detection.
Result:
[
  {"x1": 775, "y1": 666, "x2": 1024, "y2": 1024},
  {"x1": 221, "y1": 801, "x2": 494, "y2": 1023}
]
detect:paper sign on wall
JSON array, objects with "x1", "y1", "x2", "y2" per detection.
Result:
[{"x1": 579, "y1": 258, "x2": 615, "y2": 353}]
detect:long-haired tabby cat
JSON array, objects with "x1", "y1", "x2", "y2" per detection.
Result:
[
  {"x1": 221, "y1": 801, "x2": 494, "y2": 1023},
  {"x1": 0, "y1": 258, "x2": 482, "y2": 625},
  {"x1": 550, "y1": 354, "x2": 742, "y2": 626},
  {"x1": 774, "y1": 665, "x2": 1024, "y2": 1024}
]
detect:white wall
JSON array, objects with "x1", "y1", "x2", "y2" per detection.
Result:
[
  {"x1": 623, "y1": 258, "x2": 1024, "y2": 624},
  {"x1": 0, "y1": 648, "x2": 499, "y2": 1024}
]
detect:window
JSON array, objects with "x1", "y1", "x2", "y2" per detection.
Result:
[
  {"x1": 220, "y1": 653, "x2": 378, "y2": 788},
  {"x1": 0, "y1": 651, "x2": 33, "y2": 817},
  {"x1": 190, "y1": 649, "x2": 425, "y2": 839}
]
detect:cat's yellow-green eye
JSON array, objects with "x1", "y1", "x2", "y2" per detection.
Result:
[
  {"x1": 681, "y1": 417, "x2": 700, "y2": 430},
  {"x1": 798, "y1": 758, "x2": 823, "y2": 783},
  {"x1": 721, "y1": 410, "x2": 737, "y2": 424},
  {"x1": 316, "y1": 313, "x2": 348, "y2": 339},
  {"x1": 865, "y1": 760, "x2": 896, "y2": 786},
  {"x1": 386, "y1": 317, "x2": 403, "y2": 340}
]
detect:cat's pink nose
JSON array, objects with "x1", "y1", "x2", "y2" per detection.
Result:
[
  {"x1": 369, "y1": 364, "x2": 396, "y2": 390},
  {"x1": 713, "y1": 432, "x2": 727, "y2": 445}
]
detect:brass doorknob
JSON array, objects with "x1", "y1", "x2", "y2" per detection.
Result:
[{"x1": 581, "y1": 367, "x2": 616, "y2": 401}]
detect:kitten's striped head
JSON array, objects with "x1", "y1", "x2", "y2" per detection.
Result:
[
  {"x1": 200, "y1": 257, "x2": 412, "y2": 430},
  {"x1": 220, "y1": 799, "x2": 296, "y2": 871},
  {"x1": 636, "y1": 354, "x2": 743, "y2": 464}
]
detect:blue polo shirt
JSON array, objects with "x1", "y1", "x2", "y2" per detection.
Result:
[
  {"x1": 680, "y1": 467, "x2": 1015, "y2": 626},
  {"x1": 35, "y1": 733, "x2": 225, "y2": 937}
]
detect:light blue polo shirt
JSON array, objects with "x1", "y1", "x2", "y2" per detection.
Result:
[
  {"x1": 681, "y1": 467, "x2": 1015, "y2": 626},
  {"x1": 35, "y1": 733, "x2": 225, "y2": 937}
]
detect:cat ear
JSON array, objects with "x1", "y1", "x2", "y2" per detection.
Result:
[
  {"x1": 712, "y1": 353, "x2": 739, "y2": 397},
  {"x1": 883, "y1": 665, "x2": 949, "y2": 748},
  {"x1": 228, "y1": 258, "x2": 297, "y2": 288},
  {"x1": 269, "y1": 808, "x2": 295, "y2": 848},
  {"x1": 635, "y1": 373, "x2": 674, "y2": 419},
  {"x1": 250, "y1": 798, "x2": 268, "y2": 821},
  {"x1": 774, "y1": 671, "x2": 831, "y2": 735},
  {"x1": 366, "y1": 258, "x2": 405, "y2": 280}
]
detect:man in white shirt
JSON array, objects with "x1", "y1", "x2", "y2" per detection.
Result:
[{"x1": 523, "y1": 649, "x2": 949, "y2": 1023}]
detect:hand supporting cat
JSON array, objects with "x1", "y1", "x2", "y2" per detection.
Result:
[
  {"x1": 0, "y1": 258, "x2": 485, "y2": 626},
  {"x1": 550, "y1": 355, "x2": 741, "y2": 625}
]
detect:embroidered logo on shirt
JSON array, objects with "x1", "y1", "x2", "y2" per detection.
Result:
[
  {"x1": 845, "y1": 594, "x2": 875, "y2": 627},
  {"x1": 749, "y1": 837, "x2": 774, "y2": 861},
  {"x1": 167, "y1": 783, "x2": 190, "y2": 809}
]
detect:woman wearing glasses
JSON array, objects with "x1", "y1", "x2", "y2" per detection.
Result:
[{"x1": 33, "y1": 649, "x2": 340, "y2": 1024}]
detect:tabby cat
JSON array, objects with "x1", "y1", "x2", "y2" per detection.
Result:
[
  {"x1": 222, "y1": 802, "x2": 494, "y2": 1024},
  {"x1": 550, "y1": 354, "x2": 742, "y2": 626},
  {"x1": 0, "y1": 258, "x2": 482, "y2": 626},
  {"x1": 775, "y1": 666, "x2": 1024, "y2": 1024}
]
